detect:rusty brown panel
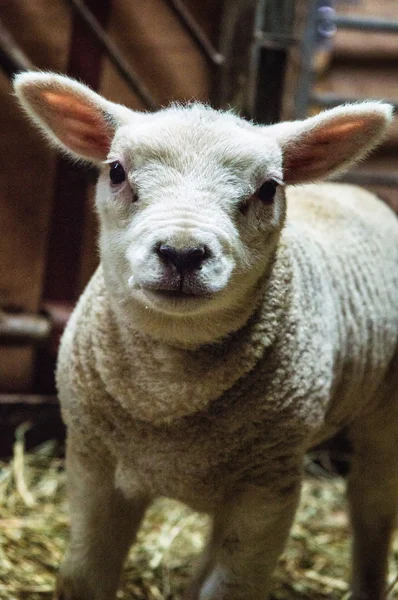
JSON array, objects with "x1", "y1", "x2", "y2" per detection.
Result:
[
  {"x1": 0, "y1": 71, "x2": 54, "y2": 312},
  {"x1": 0, "y1": 0, "x2": 71, "y2": 71},
  {"x1": 66, "y1": 0, "x2": 112, "y2": 91},
  {"x1": 183, "y1": 0, "x2": 224, "y2": 44},
  {"x1": 100, "y1": 0, "x2": 212, "y2": 110},
  {"x1": 0, "y1": 1, "x2": 71, "y2": 392}
]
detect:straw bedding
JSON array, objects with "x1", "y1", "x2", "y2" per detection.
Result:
[{"x1": 1, "y1": 426, "x2": 397, "y2": 600}]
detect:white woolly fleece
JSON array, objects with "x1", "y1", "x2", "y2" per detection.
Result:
[{"x1": 57, "y1": 183, "x2": 398, "y2": 508}]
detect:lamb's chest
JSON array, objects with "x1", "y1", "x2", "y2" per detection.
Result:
[
  {"x1": 104, "y1": 391, "x2": 311, "y2": 511},
  {"x1": 112, "y1": 417, "x2": 234, "y2": 510}
]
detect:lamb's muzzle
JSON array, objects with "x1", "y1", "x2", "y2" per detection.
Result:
[
  {"x1": 150, "y1": 243, "x2": 211, "y2": 298},
  {"x1": 13, "y1": 70, "x2": 398, "y2": 600},
  {"x1": 156, "y1": 243, "x2": 208, "y2": 271}
]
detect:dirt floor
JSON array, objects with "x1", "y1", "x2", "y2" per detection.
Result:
[{"x1": 1, "y1": 432, "x2": 398, "y2": 600}]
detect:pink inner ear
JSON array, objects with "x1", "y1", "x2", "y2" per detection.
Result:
[
  {"x1": 313, "y1": 118, "x2": 370, "y2": 144},
  {"x1": 284, "y1": 117, "x2": 373, "y2": 183},
  {"x1": 40, "y1": 90, "x2": 113, "y2": 160}
]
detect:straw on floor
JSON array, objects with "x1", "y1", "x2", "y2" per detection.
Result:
[{"x1": 1, "y1": 426, "x2": 397, "y2": 600}]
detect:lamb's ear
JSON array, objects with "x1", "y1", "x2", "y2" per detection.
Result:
[
  {"x1": 266, "y1": 103, "x2": 393, "y2": 184},
  {"x1": 13, "y1": 72, "x2": 133, "y2": 164}
]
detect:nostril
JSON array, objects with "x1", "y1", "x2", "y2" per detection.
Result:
[
  {"x1": 156, "y1": 244, "x2": 209, "y2": 271},
  {"x1": 189, "y1": 246, "x2": 206, "y2": 260},
  {"x1": 156, "y1": 244, "x2": 173, "y2": 260},
  {"x1": 156, "y1": 244, "x2": 181, "y2": 265}
]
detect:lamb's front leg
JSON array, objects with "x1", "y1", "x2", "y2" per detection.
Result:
[
  {"x1": 55, "y1": 437, "x2": 150, "y2": 600},
  {"x1": 193, "y1": 477, "x2": 302, "y2": 600}
]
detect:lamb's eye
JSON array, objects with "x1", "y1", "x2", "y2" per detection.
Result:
[
  {"x1": 256, "y1": 179, "x2": 278, "y2": 203},
  {"x1": 109, "y1": 161, "x2": 126, "y2": 185}
]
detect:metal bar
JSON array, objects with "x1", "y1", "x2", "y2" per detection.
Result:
[
  {"x1": 246, "y1": 0, "x2": 267, "y2": 118},
  {"x1": 215, "y1": 0, "x2": 259, "y2": 109},
  {"x1": 333, "y1": 15, "x2": 398, "y2": 33},
  {"x1": 294, "y1": 0, "x2": 319, "y2": 119},
  {"x1": 257, "y1": 39, "x2": 295, "y2": 51},
  {"x1": 165, "y1": 0, "x2": 224, "y2": 66},
  {"x1": 256, "y1": 31, "x2": 299, "y2": 43},
  {"x1": 0, "y1": 313, "x2": 51, "y2": 346},
  {"x1": 248, "y1": 0, "x2": 296, "y2": 123},
  {"x1": 336, "y1": 172, "x2": 398, "y2": 189},
  {"x1": 64, "y1": 0, "x2": 157, "y2": 110},
  {"x1": 255, "y1": 31, "x2": 298, "y2": 50},
  {"x1": 311, "y1": 93, "x2": 398, "y2": 112},
  {"x1": 0, "y1": 19, "x2": 34, "y2": 77},
  {"x1": 0, "y1": 394, "x2": 58, "y2": 405}
]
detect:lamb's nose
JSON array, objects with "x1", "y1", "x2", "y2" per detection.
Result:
[{"x1": 156, "y1": 244, "x2": 208, "y2": 272}]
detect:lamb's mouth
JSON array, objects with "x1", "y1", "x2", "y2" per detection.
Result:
[
  {"x1": 154, "y1": 289, "x2": 211, "y2": 300},
  {"x1": 145, "y1": 288, "x2": 213, "y2": 302},
  {"x1": 139, "y1": 286, "x2": 214, "y2": 312}
]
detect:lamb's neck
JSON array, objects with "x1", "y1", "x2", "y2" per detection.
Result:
[
  {"x1": 107, "y1": 246, "x2": 292, "y2": 351},
  {"x1": 109, "y1": 284, "x2": 261, "y2": 351},
  {"x1": 93, "y1": 244, "x2": 293, "y2": 424}
]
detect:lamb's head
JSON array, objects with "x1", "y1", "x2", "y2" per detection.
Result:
[{"x1": 14, "y1": 73, "x2": 392, "y2": 346}]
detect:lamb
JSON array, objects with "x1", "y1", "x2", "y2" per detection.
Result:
[{"x1": 13, "y1": 71, "x2": 398, "y2": 600}]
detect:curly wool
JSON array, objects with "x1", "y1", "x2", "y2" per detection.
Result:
[{"x1": 57, "y1": 182, "x2": 398, "y2": 511}]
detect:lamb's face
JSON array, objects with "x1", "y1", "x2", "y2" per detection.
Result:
[
  {"x1": 14, "y1": 72, "x2": 392, "y2": 343},
  {"x1": 96, "y1": 107, "x2": 285, "y2": 317}
]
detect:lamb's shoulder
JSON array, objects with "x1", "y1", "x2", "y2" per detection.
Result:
[
  {"x1": 285, "y1": 182, "x2": 398, "y2": 330},
  {"x1": 287, "y1": 183, "x2": 398, "y2": 253},
  {"x1": 285, "y1": 183, "x2": 398, "y2": 427}
]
